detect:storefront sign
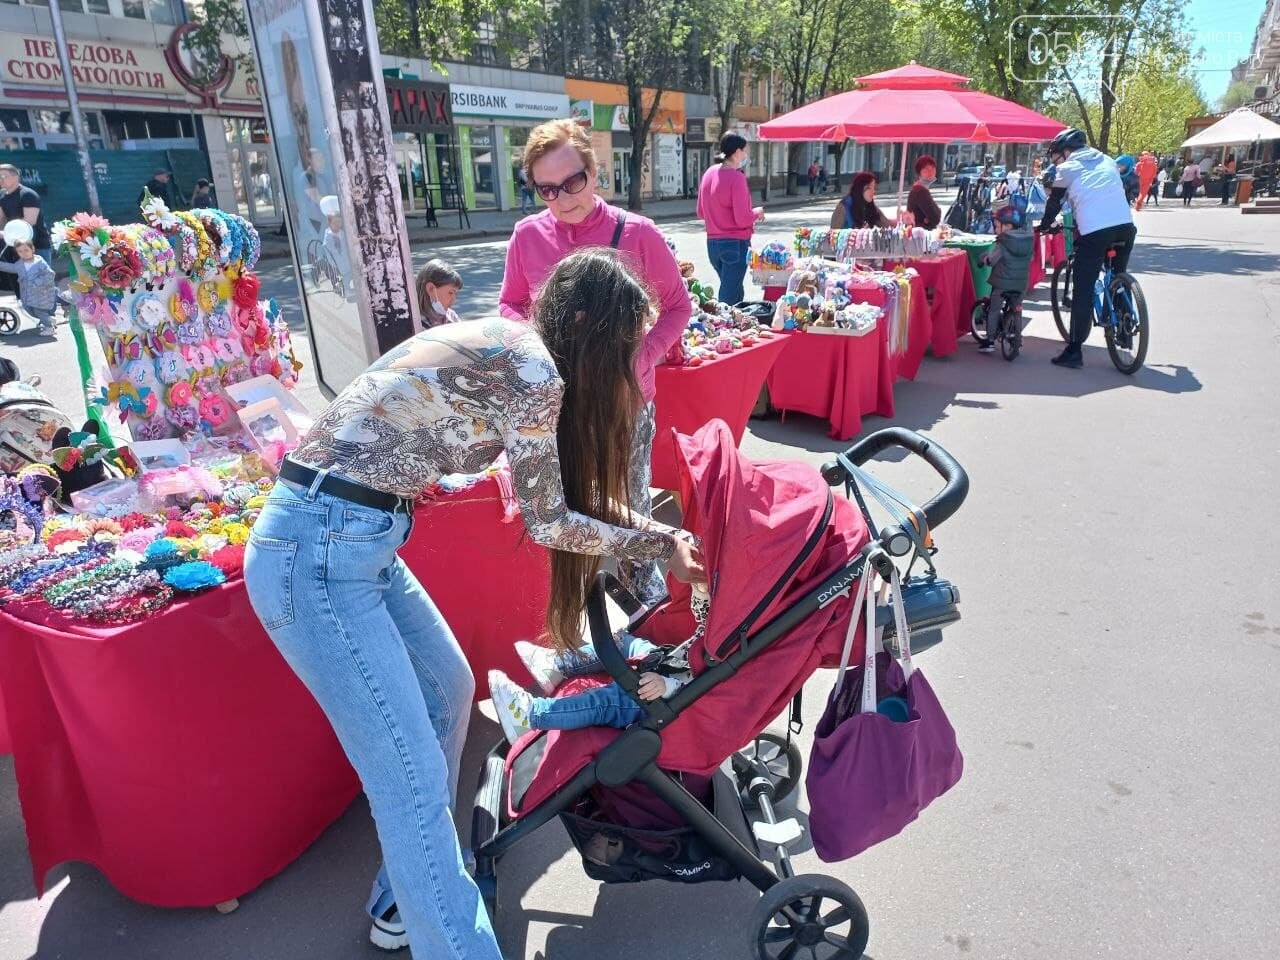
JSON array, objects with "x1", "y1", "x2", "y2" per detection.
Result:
[
  {"x1": 570, "y1": 99, "x2": 593, "y2": 127},
  {"x1": 386, "y1": 80, "x2": 453, "y2": 131},
  {"x1": 450, "y1": 84, "x2": 569, "y2": 122},
  {"x1": 1, "y1": 34, "x2": 173, "y2": 95},
  {"x1": 654, "y1": 133, "x2": 683, "y2": 197},
  {"x1": 686, "y1": 118, "x2": 706, "y2": 142},
  {"x1": 706, "y1": 118, "x2": 723, "y2": 143}
]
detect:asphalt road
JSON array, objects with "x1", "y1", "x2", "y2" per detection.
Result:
[{"x1": 3, "y1": 196, "x2": 1280, "y2": 960}]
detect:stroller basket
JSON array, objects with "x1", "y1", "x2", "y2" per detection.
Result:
[{"x1": 561, "y1": 769, "x2": 751, "y2": 885}]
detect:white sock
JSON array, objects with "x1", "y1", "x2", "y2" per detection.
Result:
[
  {"x1": 488, "y1": 670, "x2": 534, "y2": 745},
  {"x1": 514, "y1": 640, "x2": 563, "y2": 695}
]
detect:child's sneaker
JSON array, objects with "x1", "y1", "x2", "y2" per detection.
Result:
[
  {"x1": 514, "y1": 640, "x2": 563, "y2": 695},
  {"x1": 488, "y1": 670, "x2": 534, "y2": 745}
]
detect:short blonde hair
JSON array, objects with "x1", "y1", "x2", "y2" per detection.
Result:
[{"x1": 524, "y1": 118, "x2": 595, "y2": 181}]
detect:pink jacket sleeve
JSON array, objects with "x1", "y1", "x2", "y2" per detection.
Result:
[
  {"x1": 636, "y1": 223, "x2": 693, "y2": 372},
  {"x1": 728, "y1": 173, "x2": 759, "y2": 231},
  {"x1": 498, "y1": 228, "x2": 531, "y2": 322}
]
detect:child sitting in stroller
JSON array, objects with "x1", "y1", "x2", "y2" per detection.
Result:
[
  {"x1": 489, "y1": 582, "x2": 709, "y2": 743},
  {"x1": 977, "y1": 204, "x2": 1033, "y2": 353}
]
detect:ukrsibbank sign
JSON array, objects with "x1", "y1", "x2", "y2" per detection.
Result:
[{"x1": 450, "y1": 84, "x2": 569, "y2": 122}]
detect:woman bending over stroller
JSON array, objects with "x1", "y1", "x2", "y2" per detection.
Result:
[
  {"x1": 244, "y1": 249, "x2": 705, "y2": 959},
  {"x1": 490, "y1": 583, "x2": 710, "y2": 742}
]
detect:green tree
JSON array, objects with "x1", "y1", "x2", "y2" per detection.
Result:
[
  {"x1": 606, "y1": 0, "x2": 694, "y2": 210},
  {"x1": 1220, "y1": 79, "x2": 1258, "y2": 111},
  {"x1": 701, "y1": 0, "x2": 785, "y2": 135}
]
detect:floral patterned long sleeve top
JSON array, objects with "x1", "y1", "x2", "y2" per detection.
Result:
[{"x1": 291, "y1": 318, "x2": 676, "y2": 563}]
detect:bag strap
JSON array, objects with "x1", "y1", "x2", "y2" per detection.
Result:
[
  {"x1": 610, "y1": 211, "x2": 626, "y2": 249},
  {"x1": 833, "y1": 570, "x2": 875, "y2": 703},
  {"x1": 889, "y1": 565, "x2": 914, "y2": 679},
  {"x1": 837, "y1": 453, "x2": 935, "y2": 577}
]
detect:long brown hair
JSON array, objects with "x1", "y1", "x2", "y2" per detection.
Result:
[{"x1": 532, "y1": 249, "x2": 650, "y2": 652}]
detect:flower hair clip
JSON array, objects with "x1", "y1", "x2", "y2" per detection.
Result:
[
  {"x1": 109, "y1": 332, "x2": 145, "y2": 366},
  {"x1": 131, "y1": 291, "x2": 168, "y2": 333}
]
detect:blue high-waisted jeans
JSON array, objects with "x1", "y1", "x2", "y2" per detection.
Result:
[{"x1": 244, "y1": 478, "x2": 500, "y2": 960}]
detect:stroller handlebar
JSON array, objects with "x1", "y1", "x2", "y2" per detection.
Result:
[
  {"x1": 820, "y1": 428, "x2": 969, "y2": 531},
  {"x1": 587, "y1": 574, "x2": 675, "y2": 722}
]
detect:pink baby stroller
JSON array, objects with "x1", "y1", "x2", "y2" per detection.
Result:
[{"x1": 471, "y1": 420, "x2": 969, "y2": 958}]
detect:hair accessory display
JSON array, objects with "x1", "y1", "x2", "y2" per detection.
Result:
[{"x1": 163, "y1": 560, "x2": 226, "y2": 592}]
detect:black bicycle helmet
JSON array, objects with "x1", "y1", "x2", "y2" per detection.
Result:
[{"x1": 1049, "y1": 128, "x2": 1087, "y2": 155}]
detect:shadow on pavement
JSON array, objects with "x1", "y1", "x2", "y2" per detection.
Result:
[
  {"x1": 1129, "y1": 240, "x2": 1280, "y2": 279},
  {"x1": 751, "y1": 324, "x2": 1202, "y2": 459}
]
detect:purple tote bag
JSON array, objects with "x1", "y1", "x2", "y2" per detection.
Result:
[{"x1": 806, "y1": 569, "x2": 963, "y2": 863}]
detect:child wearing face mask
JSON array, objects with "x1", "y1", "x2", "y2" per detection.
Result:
[{"x1": 415, "y1": 258, "x2": 463, "y2": 328}]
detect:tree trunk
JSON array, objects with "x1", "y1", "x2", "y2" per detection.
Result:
[
  {"x1": 628, "y1": 142, "x2": 645, "y2": 210},
  {"x1": 786, "y1": 142, "x2": 803, "y2": 195},
  {"x1": 832, "y1": 141, "x2": 847, "y2": 192}
]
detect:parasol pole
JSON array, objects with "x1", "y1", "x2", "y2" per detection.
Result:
[{"x1": 896, "y1": 140, "x2": 909, "y2": 221}]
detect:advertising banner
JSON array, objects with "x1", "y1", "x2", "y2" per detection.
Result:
[{"x1": 244, "y1": 0, "x2": 417, "y2": 395}]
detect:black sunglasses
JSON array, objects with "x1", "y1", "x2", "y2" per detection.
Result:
[{"x1": 534, "y1": 169, "x2": 590, "y2": 201}]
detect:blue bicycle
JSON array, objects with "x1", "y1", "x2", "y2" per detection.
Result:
[{"x1": 1048, "y1": 231, "x2": 1149, "y2": 374}]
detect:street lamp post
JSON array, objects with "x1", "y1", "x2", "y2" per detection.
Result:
[{"x1": 48, "y1": 0, "x2": 101, "y2": 214}]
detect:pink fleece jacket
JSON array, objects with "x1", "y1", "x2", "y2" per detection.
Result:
[
  {"x1": 697, "y1": 164, "x2": 760, "y2": 240},
  {"x1": 498, "y1": 195, "x2": 692, "y2": 403}
]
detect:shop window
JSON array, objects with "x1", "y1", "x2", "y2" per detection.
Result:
[
  {"x1": 146, "y1": 0, "x2": 180, "y2": 23},
  {"x1": 32, "y1": 110, "x2": 101, "y2": 136},
  {"x1": 0, "y1": 110, "x2": 32, "y2": 133},
  {"x1": 121, "y1": 0, "x2": 146, "y2": 18},
  {"x1": 751, "y1": 79, "x2": 760, "y2": 107}
]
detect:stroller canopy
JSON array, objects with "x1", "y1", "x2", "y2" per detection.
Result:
[{"x1": 510, "y1": 420, "x2": 871, "y2": 814}]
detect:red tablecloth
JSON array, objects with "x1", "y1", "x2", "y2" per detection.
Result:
[
  {"x1": 882, "y1": 249, "x2": 975, "y2": 358},
  {"x1": 765, "y1": 272, "x2": 931, "y2": 441},
  {"x1": 650, "y1": 334, "x2": 790, "y2": 490},
  {"x1": 0, "y1": 477, "x2": 548, "y2": 907},
  {"x1": 1027, "y1": 229, "x2": 1068, "y2": 291}
]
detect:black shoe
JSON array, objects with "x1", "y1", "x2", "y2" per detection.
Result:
[{"x1": 1051, "y1": 349, "x2": 1083, "y2": 369}]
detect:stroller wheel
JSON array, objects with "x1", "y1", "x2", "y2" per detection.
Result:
[
  {"x1": 735, "y1": 732, "x2": 803, "y2": 808},
  {"x1": 751, "y1": 874, "x2": 869, "y2": 960},
  {"x1": 0, "y1": 308, "x2": 19, "y2": 334}
]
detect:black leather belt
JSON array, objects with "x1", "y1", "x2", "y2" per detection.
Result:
[{"x1": 279, "y1": 458, "x2": 413, "y2": 513}]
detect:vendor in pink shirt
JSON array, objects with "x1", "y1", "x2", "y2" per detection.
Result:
[
  {"x1": 499, "y1": 118, "x2": 691, "y2": 605},
  {"x1": 696, "y1": 132, "x2": 765, "y2": 306}
]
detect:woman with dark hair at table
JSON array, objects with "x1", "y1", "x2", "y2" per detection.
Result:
[
  {"x1": 500, "y1": 117, "x2": 691, "y2": 609},
  {"x1": 245, "y1": 251, "x2": 706, "y2": 960},
  {"x1": 697, "y1": 131, "x2": 765, "y2": 307},
  {"x1": 906, "y1": 155, "x2": 942, "y2": 229},
  {"x1": 832, "y1": 171, "x2": 891, "y2": 229}
]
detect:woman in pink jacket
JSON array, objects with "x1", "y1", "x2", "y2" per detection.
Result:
[
  {"x1": 499, "y1": 118, "x2": 691, "y2": 605},
  {"x1": 696, "y1": 132, "x2": 764, "y2": 307}
]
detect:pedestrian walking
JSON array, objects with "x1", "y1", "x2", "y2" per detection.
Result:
[
  {"x1": 808, "y1": 159, "x2": 819, "y2": 194},
  {"x1": 697, "y1": 132, "x2": 765, "y2": 308},
  {"x1": 818, "y1": 163, "x2": 829, "y2": 193},
  {"x1": 1218, "y1": 154, "x2": 1237, "y2": 205},
  {"x1": 139, "y1": 169, "x2": 173, "y2": 208},
  {"x1": 515, "y1": 164, "x2": 536, "y2": 215},
  {"x1": 189, "y1": 179, "x2": 215, "y2": 209},
  {"x1": 1152, "y1": 166, "x2": 1167, "y2": 206},
  {"x1": 1180, "y1": 161, "x2": 1199, "y2": 206}
]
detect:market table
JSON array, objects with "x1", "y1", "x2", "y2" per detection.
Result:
[
  {"x1": 0, "y1": 477, "x2": 549, "y2": 908},
  {"x1": 650, "y1": 334, "x2": 790, "y2": 490},
  {"x1": 766, "y1": 271, "x2": 931, "y2": 441},
  {"x1": 881, "y1": 249, "x2": 975, "y2": 358}
]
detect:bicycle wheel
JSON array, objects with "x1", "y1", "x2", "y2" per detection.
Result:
[
  {"x1": 1000, "y1": 305, "x2": 1021, "y2": 361},
  {"x1": 970, "y1": 298, "x2": 992, "y2": 344},
  {"x1": 1105, "y1": 273, "x2": 1149, "y2": 374},
  {"x1": 0, "y1": 307, "x2": 19, "y2": 335},
  {"x1": 1050, "y1": 260, "x2": 1072, "y2": 341}
]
